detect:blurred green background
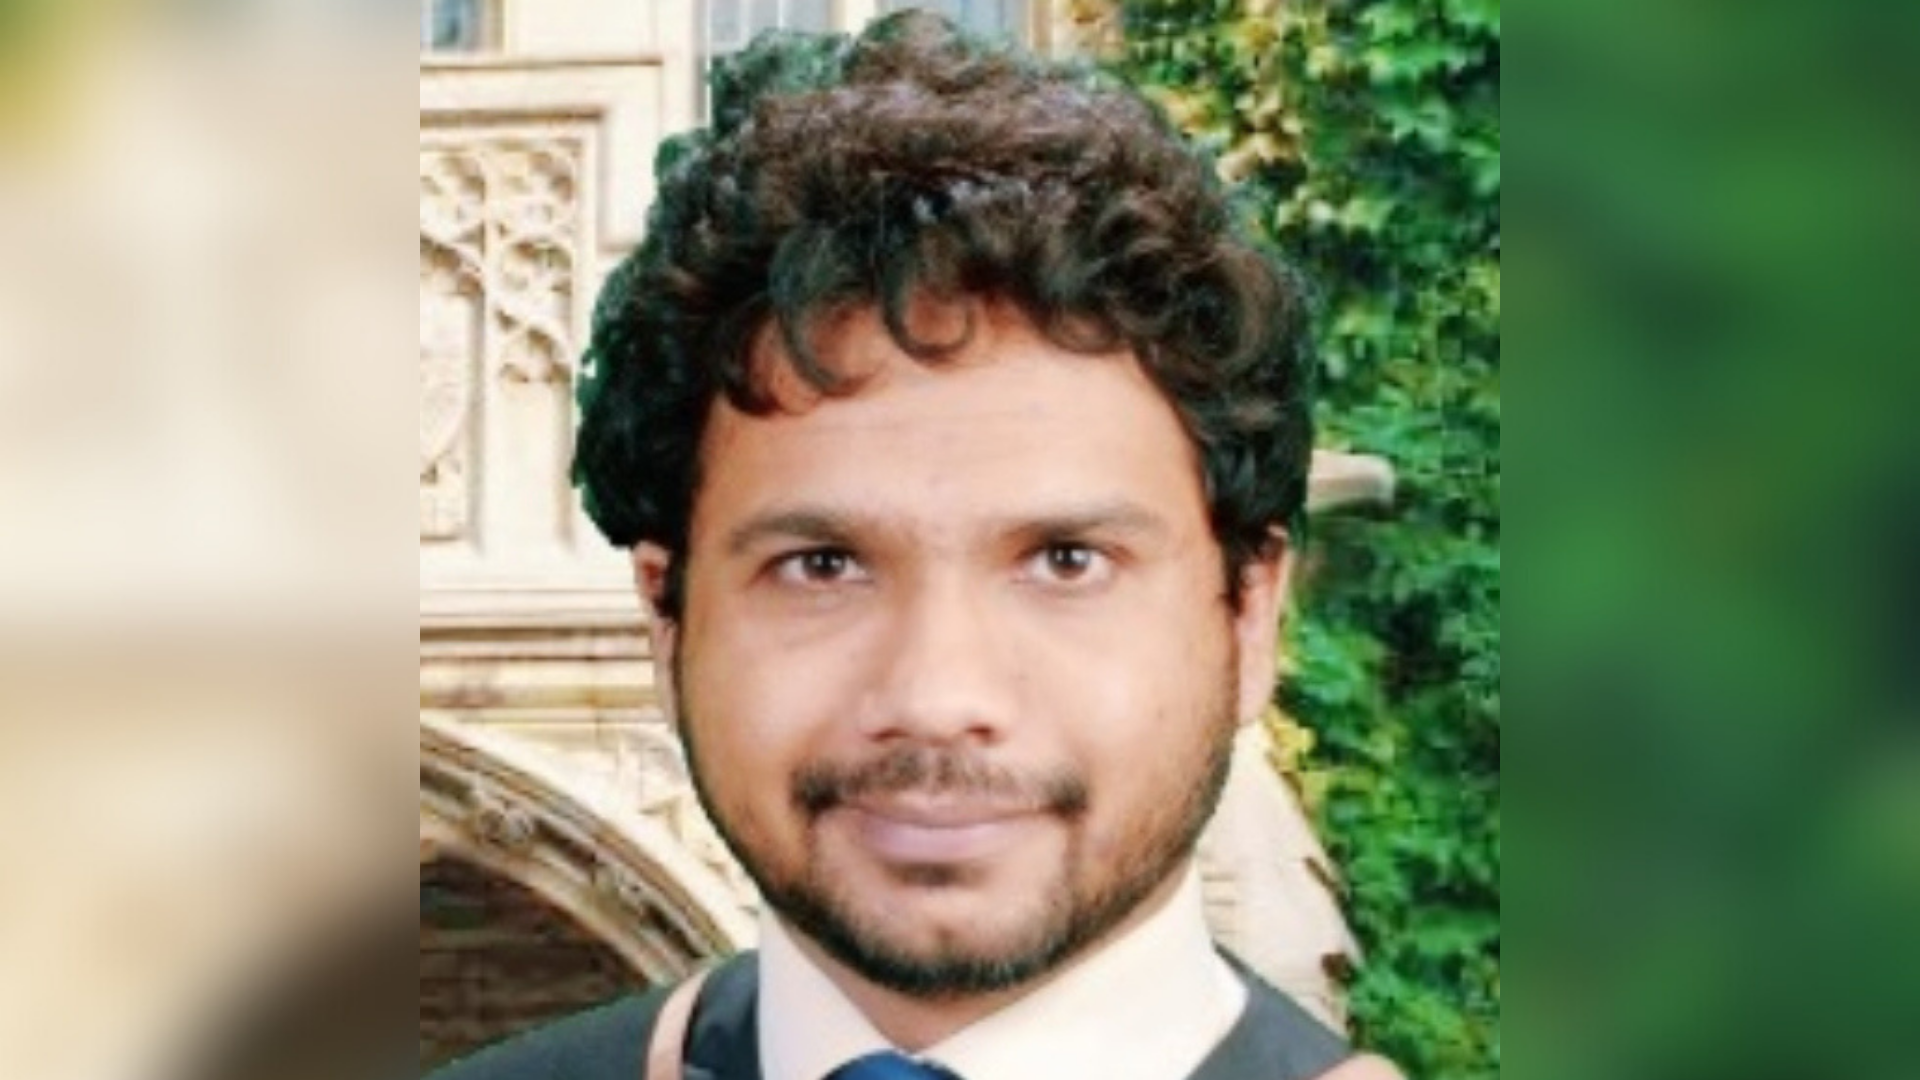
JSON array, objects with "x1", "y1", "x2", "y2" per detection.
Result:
[{"x1": 1508, "y1": 3, "x2": 1920, "y2": 1078}]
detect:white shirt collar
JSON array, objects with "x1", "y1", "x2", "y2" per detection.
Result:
[{"x1": 757, "y1": 867, "x2": 1247, "y2": 1080}]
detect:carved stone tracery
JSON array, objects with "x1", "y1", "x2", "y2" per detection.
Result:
[{"x1": 419, "y1": 134, "x2": 586, "y2": 542}]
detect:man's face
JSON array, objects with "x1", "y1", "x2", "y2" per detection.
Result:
[{"x1": 644, "y1": 306, "x2": 1285, "y2": 999}]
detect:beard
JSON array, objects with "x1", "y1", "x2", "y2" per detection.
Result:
[{"x1": 673, "y1": 652, "x2": 1240, "y2": 1001}]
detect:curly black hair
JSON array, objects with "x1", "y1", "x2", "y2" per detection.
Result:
[{"x1": 574, "y1": 10, "x2": 1314, "y2": 618}]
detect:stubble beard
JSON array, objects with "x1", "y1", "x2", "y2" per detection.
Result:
[{"x1": 673, "y1": 650, "x2": 1241, "y2": 1002}]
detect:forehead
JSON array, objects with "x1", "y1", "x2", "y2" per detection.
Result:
[{"x1": 689, "y1": 305, "x2": 1210, "y2": 542}]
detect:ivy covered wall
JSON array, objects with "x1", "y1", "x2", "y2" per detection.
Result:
[{"x1": 1104, "y1": 2, "x2": 1501, "y2": 1077}]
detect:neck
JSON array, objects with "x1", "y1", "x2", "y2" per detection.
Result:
[{"x1": 784, "y1": 866, "x2": 1191, "y2": 1051}]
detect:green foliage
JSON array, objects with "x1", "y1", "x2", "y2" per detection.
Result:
[{"x1": 1112, "y1": 2, "x2": 1500, "y2": 1077}]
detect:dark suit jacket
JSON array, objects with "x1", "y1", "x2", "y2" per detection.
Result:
[{"x1": 425, "y1": 951, "x2": 1352, "y2": 1080}]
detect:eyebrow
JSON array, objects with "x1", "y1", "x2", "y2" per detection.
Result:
[
  {"x1": 723, "y1": 509, "x2": 865, "y2": 557},
  {"x1": 721, "y1": 500, "x2": 1174, "y2": 557},
  {"x1": 1000, "y1": 502, "x2": 1172, "y2": 545}
]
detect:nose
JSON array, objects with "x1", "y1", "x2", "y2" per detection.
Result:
[{"x1": 858, "y1": 572, "x2": 1015, "y2": 746}]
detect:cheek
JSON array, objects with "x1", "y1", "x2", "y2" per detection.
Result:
[
  {"x1": 1072, "y1": 610, "x2": 1232, "y2": 721},
  {"x1": 1069, "y1": 644, "x2": 1236, "y2": 800},
  {"x1": 678, "y1": 616, "x2": 848, "y2": 782}
]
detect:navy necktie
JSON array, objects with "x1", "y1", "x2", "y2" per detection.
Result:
[{"x1": 824, "y1": 1050, "x2": 964, "y2": 1080}]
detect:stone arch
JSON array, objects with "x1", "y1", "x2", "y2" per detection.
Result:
[
  {"x1": 421, "y1": 856, "x2": 644, "y2": 1069},
  {"x1": 418, "y1": 716, "x2": 756, "y2": 986}
]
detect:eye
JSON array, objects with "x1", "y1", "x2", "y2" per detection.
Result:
[
  {"x1": 770, "y1": 547, "x2": 868, "y2": 587},
  {"x1": 1027, "y1": 542, "x2": 1112, "y2": 587}
]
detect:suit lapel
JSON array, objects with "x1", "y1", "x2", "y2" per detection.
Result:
[
  {"x1": 681, "y1": 954, "x2": 763, "y2": 1080},
  {"x1": 1184, "y1": 964, "x2": 1352, "y2": 1080}
]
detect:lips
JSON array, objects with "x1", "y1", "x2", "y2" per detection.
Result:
[{"x1": 834, "y1": 797, "x2": 1043, "y2": 866}]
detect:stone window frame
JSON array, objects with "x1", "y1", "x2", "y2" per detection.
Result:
[
  {"x1": 700, "y1": 0, "x2": 1047, "y2": 118},
  {"x1": 421, "y1": 0, "x2": 501, "y2": 54}
]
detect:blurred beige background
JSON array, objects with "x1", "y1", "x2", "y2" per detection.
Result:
[{"x1": 0, "y1": 3, "x2": 414, "y2": 1079}]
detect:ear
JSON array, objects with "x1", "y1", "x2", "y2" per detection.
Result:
[
  {"x1": 1230, "y1": 531, "x2": 1294, "y2": 727},
  {"x1": 631, "y1": 542, "x2": 681, "y2": 725}
]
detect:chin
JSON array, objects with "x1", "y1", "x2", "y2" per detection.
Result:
[{"x1": 779, "y1": 880, "x2": 1087, "y2": 999}]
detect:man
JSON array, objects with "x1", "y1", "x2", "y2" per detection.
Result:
[{"x1": 431, "y1": 11, "x2": 1403, "y2": 1080}]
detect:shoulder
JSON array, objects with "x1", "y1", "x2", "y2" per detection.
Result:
[
  {"x1": 1316, "y1": 1053, "x2": 1408, "y2": 1080},
  {"x1": 423, "y1": 987, "x2": 668, "y2": 1080},
  {"x1": 422, "y1": 954, "x2": 763, "y2": 1080},
  {"x1": 1216, "y1": 958, "x2": 1405, "y2": 1080},
  {"x1": 1225, "y1": 963, "x2": 1351, "y2": 1073}
]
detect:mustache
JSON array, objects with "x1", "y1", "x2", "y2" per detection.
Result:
[{"x1": 793, "y1": 747, "x2": 1089, "y2": 818}]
